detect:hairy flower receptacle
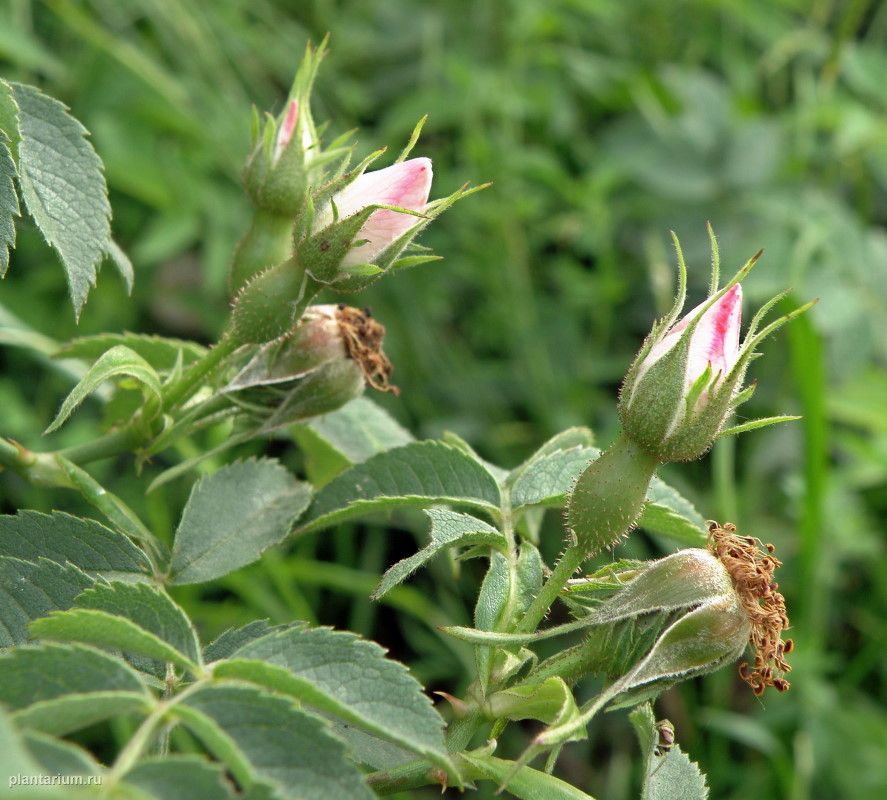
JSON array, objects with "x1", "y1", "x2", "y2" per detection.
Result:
[{"x1": 565, "y1": 433, "x2": 660, "y2": 560}]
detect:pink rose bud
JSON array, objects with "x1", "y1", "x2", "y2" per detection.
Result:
[
  {"x1": 618, "y1": 230, "x2": 815, "y2": 462},
  {"x1": 318, "y1": 157, "x2": 432, "y2": 268}
]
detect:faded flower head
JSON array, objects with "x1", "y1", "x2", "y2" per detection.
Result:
[
  {"x1": 224, "y1": 304, "x2": 397, "y2": 431},
  {"x1": 708, "y1": 521, "x2": 792, "y2": 695}
]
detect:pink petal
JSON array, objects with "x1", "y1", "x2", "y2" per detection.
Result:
[
  {"x1": 636, "y1": 285, "x2": 743, "y2": 393},
  {"x1": 333, "y1": 158, "x2": 432, "y2": 266},
  {"x1": 685, "y1": 284, "x2": 742, "y2": 388},
  {"x1": 273, "y1": 99, "x2": 299, "y2": 164}
]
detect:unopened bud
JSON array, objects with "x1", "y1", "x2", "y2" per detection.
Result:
[{"x1": 619, "y1": 229, "x2": 814, "y2": 461}]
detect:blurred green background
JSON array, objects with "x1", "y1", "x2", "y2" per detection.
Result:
[{"x1": 1, "y1": 1, "x2": 886, "y2": 798}]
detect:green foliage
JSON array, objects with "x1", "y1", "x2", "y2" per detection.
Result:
[
  {"x1": 169, "y1": 459, "x2": 312, "y2": 584},
  {"x1": 461, "y1": 752, "x2": 599, "y2": 799},
  {"x1": 45, "y1": 345, "x2": 162, "y2": 433},
  {"x1": 216, "y1": 624, "x2": 449, "y2": 767},
  {"x1": 0, "y1": 510, "x2": 151, "y2": 579},
  {"x1": 5, "y1": 83, "x2": 113, "y2": 318},
  {"x1": 629, "y1": 703, "x2": 708, "y2": 800},
  {"x1": 0, "y1": 558, "x2": 94, "y2": 647},
  {"x1": 296, "y1": 440, "x2": 503, "y2": 533},
  {"x1": 1, "y1": 3, "x2": 885, "y2": 798},
  {"x1": 374, "y1": 508, "x2": 505, "y2": 598}
]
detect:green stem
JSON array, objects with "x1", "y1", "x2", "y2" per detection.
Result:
[
  {"x1": 104, "y1": 679, "x2": 210, "y2": 789},
  {"x1": 365, "y1": 759, "x2": 441, "y2": 796},
  {"x1": 513, "y1": 547, "x2": 586, "y2": 636},
  {"x1": 0, "y1": 438, "x2": 164, "y2": 575},
  {"x1": 162, "y1": 336, "x2": 240, "y2": 413},
  {"x1": 445, "y1": 709, "x2": 486, "y2": 753},
  {"x1": 56, "y1": 421, "x2": 146, "y2": 465}
]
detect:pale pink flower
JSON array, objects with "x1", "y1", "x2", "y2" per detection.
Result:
[{"x1": 322, "y1": 158, "x2": 432, "y2": 267}]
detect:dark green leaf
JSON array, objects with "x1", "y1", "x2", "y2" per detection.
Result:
[
  {"x1": 0, "y1": 134, "x2": 18, "y2": 277},
  {"x1": 215, "y1": 624, "x2": 448, "y2": 768},
  {"x1": 508, "y1": 427, "x2": 595, "y2": 482},
  {"x1": 0, "y1": 641, "x2": 150, "y2": 717},
  {"x1": 14, "y1": 691, "x2": 152, "y2": 737},
  {"x1": 0, "y1": 80, "x2": 21, "y2": 153},
  {"x1": 0, "y1": 80, "x2": 20, "y2": 277},
  {"x1": 24, "y1": 730, "x2": 102, "y2": 777},
  {"x1": 373, "y1": 508, "x2": 504, "y2": 598},
  {"x1": 175, "y1": 684, "x2": 374, "y2": 800},
  {"x1": 123, "y1": 756, "x2": 234, "y2": 800},
  {"x1": 11, "y1": 83, "x2": 111, "y2": 318},
  {"x1": 327, "y1": 722, "x2": 417, "y2": 771},
  {"x1": 296, "y1": 441, "x2": 502, "y2": 534},
  {"x1": 511, "y1": 447, "x2": 599, "y2": 511},
  {"x1": 475, "y1": 552, "x2": 512, "y2": 690},
  {"x1": 0, "y1": 557, "x2": 93, "y2": 647},
  {"x1": 204, "y1": 620, "x2": 281, "y2": 664},
  {"x1": 514, "y1": 542, "x2": 544, "y2": 617},
  {"x1": 169, "y1": 459, "x2": 313, "y2": 585},
  {"x1": 441, "y1": 431, "x2": 510, "y2": 484},
  {"x1": 461, "y1": 753, "x2": 599, "y2": 799},
  {"x1": 31, "y1": 581, "x2": 201, "y2": 673},
  {"x1": 0, "y1": 510, "x2": 151, "y2": 580},
  {"x1": 293, "y1": 396, "x2": 414, "y2": 485},
  {"x1": 45, "y1": 345, "x2": 162, "y2": 433},
  {"x1": 56, "y1": 333, "x2": 207, "y2": 371}
]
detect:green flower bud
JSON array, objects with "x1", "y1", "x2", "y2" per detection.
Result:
[{"x1": 619, "y1": 229, "x2": 816, "y2": 462}]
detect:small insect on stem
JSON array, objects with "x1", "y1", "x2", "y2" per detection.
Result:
[
  {"x1": 649, "y1": 718, "x2": 676, "y2": 778},
  {"x1": 653, "y1": 719, "x2": 676, "y2": 757}
]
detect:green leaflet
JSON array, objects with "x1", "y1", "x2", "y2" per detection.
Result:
[
  {"x1": 510, "y1": 446, "x2": 599, "y2": 510},
  {"x1": 215, "y1": 624, "x2": 450, "y2": 770},
  {"x1": 0, "y1": 706, "x2": 43, "y2": 786},
  {"x1": 0, "y1": 510, "x2": 151, "y2": 580},
  {"x1": 0, "y1": 642, "x2": 150, "y2": 711},
  {"x1": 56, "y1": 332, "x2": 207, "y2": 372},
  {"x1": 296, "y1": 440, "x2": 502, "y2": 534},
  {"x1": 373, "y1": 508, "x2": 505, "y2": 599},
  {"x1": 122, "y1": 755, "x2": 235, "y2": 800},
  {"x1": 30, "y1": 581, "x2": 202, "y2": 675},
  {"x1": 11, "y1": 83, "x2": 111, "y2": 319},
  {"x1": 638, "y1": 476, "x2": 707, "y2": 546},
  {"x1": 45, "y1": 345, "x2": 162, "y2": 433},
  {"x1": 169, "y1": 459, "x2": 313, "y2": 585},
  {"x1": 0, "y1": 79, "x2": 20, "y2": 276},
  {"x1": 0, "y1": 557, "x2": 94, "y2": 647},
  {"x1": 461, "y1": 752, "x2": 599, "y2": 799},
  {"x1": 22, "y1": 730, "x2": 103, "y2": 779},
  {"x1": 0, "y1": 131, "x2": 17, "y2": 276},
  {"x1": 175, "y1": 684, "x2": 374, "y2": 800}
]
